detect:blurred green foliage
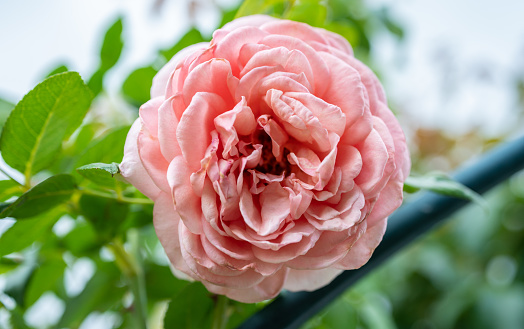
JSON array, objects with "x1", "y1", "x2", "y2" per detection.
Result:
[
  {"x1": 0, "y1": 0, "x2": 521, "y2": 329},
  {"x1": 302, "y1": 178, "x2": 524, "y2": 329}
]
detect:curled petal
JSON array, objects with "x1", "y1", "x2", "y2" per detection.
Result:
[
  {"x1": 179, "y1": 223, "x2": 266, "y2": 288},
  {"x1": 305, "y1": 186, "x2": 365, "y2": 232},
  {"x1": 177, "y1": 92, "x2": 226, "y2": 171},
  {"x1": 214, "y1": 98, "x2": 257, "y2": 158},
  {"x1": 260, "y1": 34, "x2": 330, "y2": 96}
]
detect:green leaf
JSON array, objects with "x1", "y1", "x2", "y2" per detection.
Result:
[
  {"x1": 0, "y1": 257, "x2": 21, "y2": 275},
  {"x1": 99, "y1": 18, "x2": 124, "y2": 71},
  {"x1": 225, "y1": 301, "x2": 260, "y2": 329},
  {"x1": 8, "y1": 306, "x2": 30, "y2": 329},
  {"x1": 122, "y1": 66, "x2": 158, "y2": 107},
  {"x1": 78, "y1": 193, "x2": 129, "y2": 241},
  {"x1": 45, "y1": 64, "x2": 69, "y2": 78},
  {"x1": 218, "y1": 7, "x2": 239, "y2": 28},
  {"x1": 120, "y1": 204, "x2": 154, "y2": 231},
  {"x1": 74, "y1": 126, "x2": 130, "y2": 172},
  {"x1": 164, "y1": 282, "x2": 214, "y2": 329},
  {"x1": 0, "y1": 209, "x2": 62, "y2": 257},
  {"x1": 87, "y1": 69, "x2": 105, "y2": 95},
  {"x1": 0, "y1": 72, "x2": 93, "y2": 179},
  {"x1": 56, "y1": 261, "x2": 125, "y2": 328},
  {"x1": 317, "y1": 298, "x2": 358, "y2": 329},
  {"x1": 25, "y1": 258, "x2": 67, "y2": 307},
  {"x1": 377, "y1": 8, "x2": 404, "y2": 40},
  {"x1": 88, "y1": 17, "x2": 124, "y2": 95},
  {"x1": 234, "y1": 0, "x2": 286, "y2": 18},
  {"x1": 67, "y1": 122, "x2": 103, "y2": 154},
  {"x1": 0, "y1": 174, "x2": 76, "y2": 219},
  {"x1": 160, "y1": 28, "x2": 206, "y2": 61},
  {"x1": 324, "y1": 21, "x2": 359, "y2": 47},
  {"x1": 76, "y1": 162, "x2": 123, "y2": 189},
  {"x1": 145, "y1": 263, "x2": 189, "y2": 301},
  {"x1": 50, "y1": 122, "x2": 104, "y2": 174},
  {"x1": 285, "y1": 0, "x2": 327, "y2": 27},
  {"x1": 359, "y1": 297, "x2": 397, "y2": 329},
  {"x1": 3, "y1": 252, "x2": 37, "y2": 307},
  {"x1": 61, "y1": 220, "x2": 99, "y2": 257},
  {"x1": 0, "y1": 97, "x2": 15, "y2": 129},
  {"x1": 404, "y1": 172, "x2": 488, "y2": 210},
  {"x1": 0, "y1": 180, "x2": 24, "y2": 202}
]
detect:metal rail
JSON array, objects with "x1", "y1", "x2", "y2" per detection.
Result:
[{"x1": 237, "y1": 134, "x2": 524, "y2": 329}]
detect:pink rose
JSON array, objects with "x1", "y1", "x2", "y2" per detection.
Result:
[{"x1": 120, "y1": 15, "x2": 410, "y2": 303}]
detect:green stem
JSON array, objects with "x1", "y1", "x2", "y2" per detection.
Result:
[
  {"x1": 78, "y1": 187, "x2": 154, "y2": 205},
  {"x1": 109, "y1": 236, "x2": 148, "y2": 329},
  {"x1": 211, "y1": 294, "x2": 230, "y2": 329}
]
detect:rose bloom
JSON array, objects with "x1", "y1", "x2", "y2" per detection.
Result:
[{"x1": 120, "y1": 15, "x2": 410, "y2": 303}]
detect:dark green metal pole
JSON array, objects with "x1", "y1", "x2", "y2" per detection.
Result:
[{"x1": 237, "y1": 135, "x2": 524, "y2": 329}]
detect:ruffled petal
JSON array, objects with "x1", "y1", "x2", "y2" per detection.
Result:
[{"x1": 335, "y1": 218, "x2": 386, "y2": 270}]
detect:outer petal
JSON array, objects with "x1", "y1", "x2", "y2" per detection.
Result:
[
  {"x1": 203, "y1": 268, "x2": 288, "y2": 303},
  {"x1": 167, "y1": 156, "x2": 203, "y2": 234},
  {"x1": 151, "y1": 42, "x2": 209, "y2": 98},
  {"x1": 153, "y1": 192, "x2": 197, "y2": 280},
  {"x1": 283, "y1": 267, "x2": 343, "y2": 292},
  {"x1": 319, "y1": 52, "x2": 373, "y2": 146},
  {"x1": 221, "y1": 14, "x2": 278, "y2": 31},
  {"x1": 335, "y1": 218, "x2": 387, "y2": 270},
  {"x1": 120, "y1": 119, "x2": 162, "y2": 200}
]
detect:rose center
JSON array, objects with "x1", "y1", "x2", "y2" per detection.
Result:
[{"x1": 254, "y1": 131, "x2": 292, "y2": 176}]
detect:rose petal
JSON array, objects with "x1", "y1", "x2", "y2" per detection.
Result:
[
  {"x1": 182, "y1": 59, "x2": 237, "y2": 107},
  {"x1": 151, "y1": 42, "x2": 209, "y2": 98},
  {"x1": 259, "y1": 182, "x2": 291, "y2": 236},
  {"x1": 153, "y1": 192, "x2": 197, "y2": 280},
  {"x1": 214, "y1": 98, "x2": 257, "y2": 158},
  {"x1": 283, "y1": 267, "x2": 343, "y2": 292},
  {"x1": 167, "y1": 156, "x2": 203, "y2": 234},
  {"x1": 120, "y1": 119, "x2": 162, "y2": 200},
  {"x1": 203, "y1": 267, "x2": 288, "y2": 303},
  {"x1": 335, "y1": 218, "x2": 386, "y2": 270},
  {"x1": 319, "y1": 52, "x2": 373, "y2": 146},
  {"x1": 176, "y1": 92, "x2": 227, "y2": 171},
  {"x1": 214, "y1": 26, "x2": 269, "y2": 76}
]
